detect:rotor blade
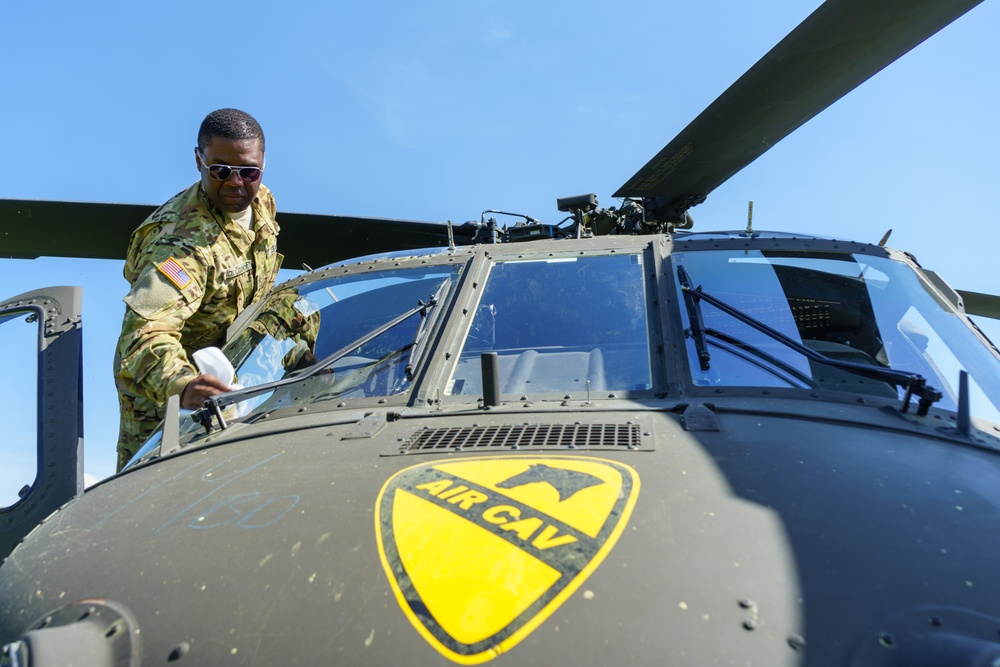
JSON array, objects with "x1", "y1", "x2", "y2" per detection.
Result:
[
  {"x1": 0, "y1": 200, "x2": 152, "y2": 261},
  {"x1": 614, "y1": 0, "x2": 984, "y2": 216},
  {"x1": 0, "y1": 199, "x2": 474, "y2": 268},
  {"x1": 958, "y1": 290, "x2": 1000, "y2": 321},
  {"x1": 278, "y1": 211, "x2": 474, "y2": 268}
]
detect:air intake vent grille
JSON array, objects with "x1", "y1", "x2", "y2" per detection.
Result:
[{"x1": 400, "y1": 423, "x2": 645, "y2": 453}]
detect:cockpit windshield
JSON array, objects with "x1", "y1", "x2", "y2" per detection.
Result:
[
  {"x1": 216, "y1": 264, "x2": 462, "y2": 418},
  {"x1": 447, "y1": 253, "x2": 653, "y2": 397},
  {"x1": 673, "y1": 250, "x2": 1000, "y2": 422}
]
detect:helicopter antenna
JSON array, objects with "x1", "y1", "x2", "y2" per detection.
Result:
[
  {"x1": 447, "y1": 220, "x2": 456, "y2": 251},
  {"x1": 746, "y1": 201, "x2": 754, "y2": 235},
  {"x1": 878, "y1": 229, "x2": 892, "y2": 247}
]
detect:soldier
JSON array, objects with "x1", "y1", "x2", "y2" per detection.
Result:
[{"x1": 113, "y1": 108, "x2": 283, "y2": 471}]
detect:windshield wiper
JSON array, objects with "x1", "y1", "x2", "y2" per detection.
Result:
[
  {"x1": 195, "y1": 281, "x2": 450, "y2": 431},
  {"x1": 678, "y1": 266, "x2": 943, "y2": 415},
  {"x1": 702, "y1": 327, "x2": 816, "y2": 387},
  {"x1": 677, "y1": 265, "x2": 712, "y2": 370},
  {"x1": 405, "y1": 278, "x2": 450, "y2": 380}
]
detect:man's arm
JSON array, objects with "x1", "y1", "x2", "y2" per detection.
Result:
[{"x1": 115, "y1": 244, "x2": 210, "y2": 405}]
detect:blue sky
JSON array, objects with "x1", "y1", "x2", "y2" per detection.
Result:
[{"x1": 1, "y1": 0, "x2": 997, "y2": 493}]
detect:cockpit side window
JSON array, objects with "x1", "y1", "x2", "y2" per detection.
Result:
[
  {"x1": 447, "y1": 254, "x2": 653, "y2": 396},
  {"x1": 203, "y1": 266, "x2": 462, "y2": 420}
]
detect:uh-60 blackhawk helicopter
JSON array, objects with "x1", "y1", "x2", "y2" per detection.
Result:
[{"x1": 3, "y1": 0, "x2": 1000, "y2": 665}]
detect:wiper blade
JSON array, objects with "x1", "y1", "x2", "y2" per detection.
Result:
[
  {"x1": 405, "y1": 278, "x2": 451, "y2": 379},
  {"x1": 679, "y1": 268, "x2": 943, "y2": 415},
  {"x1": 196, "y1": 290, "x2": 445, "y2": 431},
  {"x1": 677, "y1": 265, "x2": 711, "y2": 370},
  {"x1": 704, "y1": 327, "x2": 815, "y2": 387}
]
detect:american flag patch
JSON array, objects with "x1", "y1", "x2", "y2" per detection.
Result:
[{"x1": 157, "y1": 257, "x2": 192, "y2": 290}]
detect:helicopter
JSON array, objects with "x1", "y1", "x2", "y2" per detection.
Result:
[{"x1": 3, "y1": 0, "x2": 1000, "y2": 664}]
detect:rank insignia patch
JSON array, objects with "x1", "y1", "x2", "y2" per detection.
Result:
[
  {"x1": 375, "y1": 456, "x2": 640, "y2": 664},
  {"x1": 157, "y1": 257, "x2": 192, "y2": 290}
]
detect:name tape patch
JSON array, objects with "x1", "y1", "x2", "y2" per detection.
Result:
[{"x1": 223, "y1": 261, "x2": 252, "y2": 280}]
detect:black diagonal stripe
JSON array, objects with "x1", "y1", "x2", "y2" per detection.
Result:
[{"x1": 399, "y1": 466, "x2": 616, "y2": 573}]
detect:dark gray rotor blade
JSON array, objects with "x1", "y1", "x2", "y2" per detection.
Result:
[
  {"x1": 958, "y1": 290, "x2": 1000, "y2": 321},
  {"x1": 614, "y1": 0, "x2": 984, "y2": 216},
  {"x1": 0, "y1": 200, "x2": 153, "y2": 261},
  {"x1": 0, "y1": 199, "x2": 473, "y2": 268},
  {"x1": 278, "y1": 211, "x2": 476, "y2": 268}
]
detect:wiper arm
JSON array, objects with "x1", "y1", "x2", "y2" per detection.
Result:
[
  {"x1": 196, "y1": 292, "x2": 443, "y2": 431},
  {"x1": 679, "y1": 268, "x2": 943, "y2": 416},
  {"x1": 405, "y1": 278, "x2": 450, "y2": 380},
  {"x1": 677, "y1": 266, "x2": 711, "y2": 370}
]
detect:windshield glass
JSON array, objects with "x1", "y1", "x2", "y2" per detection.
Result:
[
  {"x1": 211, "y1": 264, "x2": 462, "y2": 420},
  {"x1": 447, "y1": 253, "x2": 653, "y2": 396},
  {"x1": 673, "y1": 250, "x2": 1000, "y2": 422}
]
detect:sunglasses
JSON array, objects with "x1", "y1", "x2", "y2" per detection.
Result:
[{"x1": 198, "y1": 152, "x2": 263, "y2": 182}]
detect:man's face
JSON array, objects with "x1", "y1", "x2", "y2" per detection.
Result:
[{"x1": 195, "y1": 136, "x2": 265, "y2": 214}]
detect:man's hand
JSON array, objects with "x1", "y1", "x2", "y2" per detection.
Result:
[{"x1": 180, "y1": 373, "x2": 233, "y2": 410}]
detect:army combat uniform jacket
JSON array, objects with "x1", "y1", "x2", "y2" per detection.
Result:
[{"x1": 114, "y1": 182, "x2": 283, "y2": 469}]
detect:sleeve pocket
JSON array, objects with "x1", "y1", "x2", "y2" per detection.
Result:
[{"x1": 124, "y1": 265, "x2": 203, "y2": 319}]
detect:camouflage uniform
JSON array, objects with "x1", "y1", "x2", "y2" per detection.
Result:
[
  {"x1": 114, "y1": 181, "x2": 284, "y2": 470},
  {"x1": 246, "y1": 290, "x2": 322, "y2": 371}
]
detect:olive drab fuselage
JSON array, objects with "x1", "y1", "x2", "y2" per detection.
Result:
[{"x1": 4, "y1": 232, "x2": 1000, "y2": 666}]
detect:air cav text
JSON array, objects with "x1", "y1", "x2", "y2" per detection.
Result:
[{"x1": 414, "y1": 478, "x2": 578, "y2": 550}]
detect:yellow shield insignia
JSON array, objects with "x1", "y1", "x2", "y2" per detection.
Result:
[{"x1": 375, "y1": 456, "x2": 640, "y2": 664}]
